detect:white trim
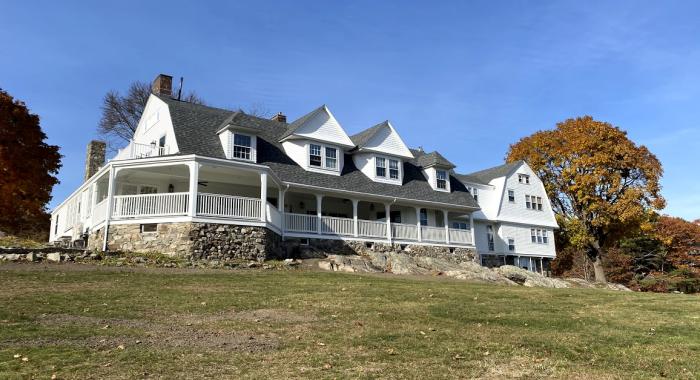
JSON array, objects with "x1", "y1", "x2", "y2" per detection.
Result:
[{"x1": 282, "y1": 231, "x2": 474, "y2": 248}]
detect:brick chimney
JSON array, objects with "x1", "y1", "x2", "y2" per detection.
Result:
[
  {"x1": 151, "y1": 74, "x2": 173, "y2": 96},
  {"x1": 84, "y1": 140, "x2": 106, "y2": 181},
  {"x1": 271, "y1": 112, "x2": 287, "y2": 123}
]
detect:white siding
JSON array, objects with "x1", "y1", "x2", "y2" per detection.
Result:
[
  {"x1": 421, "y1": 167, "x2": 450, "y2": 192},
  {"x1": 361, "y1": 122, "x2": 413, "y2": 158},
  {"x1": 291, "y1": 106, "x2": 354, "y2": 147},
  {"x1": 496, "y1": 164, "x2": 557, "y2": 228},
  {"x1": 282, "y1": 139, "x2": 344, "y2": 175},
  {"x1": 499, "y1": 223, "x2": 556, "y2": 257},
  {"x1": 353, "y1": 153, "x2": 403, "y2": 185},
  {"x1": 131, "y1": 95, "x2": 179, "y2": 154}
]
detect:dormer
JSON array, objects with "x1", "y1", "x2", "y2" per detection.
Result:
[
  {"x1": 217, "y1": 113, "x2": 258, "y2": 162},
  {"x1": 416, "y1": 151, "x2": 456, "y2": 192},
  {"x1": 350, "y1": 121, "x2": 414, "y2": 185},
  {"x1": 280, "y1": 105, "x2": 354, "y2": 175}
]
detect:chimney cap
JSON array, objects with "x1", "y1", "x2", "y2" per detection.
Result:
[{"x1": 271, "y1": 112, "x2": 287, "y2": 123}]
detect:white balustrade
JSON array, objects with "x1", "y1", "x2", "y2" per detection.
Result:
[
  {"x1": 285, "y1": 213, "x2": 318, "y2": 233},
  {"x1": 357, "y1": 220, "x2": 387, "y2": 238},
  {"x1": 391, "y1": 223, "x2": 418, "y2": 241},
  {"x1": 93, "y1": 198, "x2": 108, "y2": 224},
  {"x1": 321, "y1": 216, "x2": 354, "y2": 236},
  {"x1": 114, "y1": 141, "x2": 169, "y2": 160},
  {"x1": 449, "y1": 228, "x2": 472, "y2": 244},
  {"x1": 112, "y1": 192, "x2": 188, "y2": 218},
  {"x1": 197, "y1": 193, "x2": 261, "y2": 219},
  {"x1": 421, "y1": 226, "x2": 446, "y2": 243}
]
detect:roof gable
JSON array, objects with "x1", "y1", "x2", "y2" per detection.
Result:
[
  {"x1": 413, "y1": 150, "x2": 456, "y2": 169},
  {"x1": 463, "y1": 160, "x2": 524, "y2": 183},
  {"x1": 280, "y1": 105, "x2": 354, "y2": 147},
  {"x1": 351, "y1": 121, "x2": 413, "y2": 158}
]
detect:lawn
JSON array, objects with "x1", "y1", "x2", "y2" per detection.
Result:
[{"x1": 0, "y1": 263, "x2": 698, "y2": 379}]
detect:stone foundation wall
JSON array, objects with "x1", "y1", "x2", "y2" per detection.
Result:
[
  {"x1": 285, "y1": 237, "x2": 476, "y2": 263},
  {"x1": 87, "y1": 222, "x2": 282, "y2": 261}
]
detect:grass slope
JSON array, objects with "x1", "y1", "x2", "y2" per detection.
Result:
[{"x1": 0, "y1": 264, "x2": 698, "y2": 379}]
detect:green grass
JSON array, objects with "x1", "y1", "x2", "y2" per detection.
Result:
[{"x1": 0, "y1": 264, "x2": 698, "y2": 379}]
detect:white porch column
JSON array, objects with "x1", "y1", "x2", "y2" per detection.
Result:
[
  {"x1": 469, "y1": 213, "x2": 475, "y2": 246},
  {"x1": 259, "y1": 172, "x2": 268, "y2": 222},
  {"x1": 352, "y1": 199, "x2": 359, "y2": 238},
  {"x1": 385, "y1": 203, "x2": 392, "y2": 243},
  {"x1": 102, "y1": 166, "x2": 116, "y2": 251},
  {"x1": 529, "y1": 257, "x2": 533, "y2": 273},
  {"x1": 89, "y1": 181, "x2": 98, "y2": 226},
  {"x1": 415, "y1": 207, "x2": 422, "y2": 242},
  {"x1": 443, "y1": 210, "x2": 450, "y2": 245},
  {"x1": 278, "y1": 188, "x2": 285, "y2": 236},
  {"x1": 315, "y1": 194, "x2": 324, "y2": 234},
  {"x1": 188, "y1": 162, "x2": 199, "y2": 217}
]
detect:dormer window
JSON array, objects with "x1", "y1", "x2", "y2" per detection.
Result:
[
  {"x1": 376, "y1": 157, "x2": 386, "y2": 177},
  {"x1": 436, "y1": 170, "x2": 448, "y2": 190},
  {"x1": 307, "y1": 143, "x2": 340, "y2": 172},
  {"x1": 233, "y1": 133, "x2": 252, "y2": 160},
  {"x1": 389, "y1": 159, "x2": 399, "y2": 179},
  {"x1": 310, "y1": 144, "x2": 322, "y2": 167}
]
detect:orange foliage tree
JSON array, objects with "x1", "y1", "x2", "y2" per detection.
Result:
[
  {"x1": 654, "y1": 216, "x2": 700, "y2": 275},
  {"x1": 507, "y1": 116, "x2": 665, "y2": 282},
  {"x1": 0, "y1": 89, "x2": 62, "y2": 237}
]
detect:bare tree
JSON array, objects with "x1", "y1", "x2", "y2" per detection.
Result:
[{"x1": 97, "y1": 81, "x2": 204, "y2": 150}]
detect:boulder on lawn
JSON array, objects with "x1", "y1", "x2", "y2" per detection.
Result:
[
  {"x1": 46, "y1": 252, "x2": 62, "y2": 262},
  {"x1": 495, "y1": 265, "x2": 570, "y2": 288}
]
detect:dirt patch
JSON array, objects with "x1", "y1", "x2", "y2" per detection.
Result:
[{"x1": 9, "y1": 312, "x2": 281, "y2": 352}]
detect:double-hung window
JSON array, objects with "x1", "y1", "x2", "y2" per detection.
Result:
[
  {"x1": 419, "y1": 208, "x2": 428, "y2": 226},
  {"x1": 531, "y1": 228, "x2": 548, "y2": 244},
  {"x1": 508, "y1": 238, "x2": 515, "y2": 252},
  {"x1": 518, "y1": 174, "x2": 530, "y2": 184},
  {"x1": 508, "y1": 189, "x2": 515, "y2": 203},
  {"x1": 375, "y1": 157, "x2": 386, "y2": 177},
  {"x1": 452, "y1": 221, "x2": 468, "y2": 230},
  {"x1": 389, "y1": 159, "x2": 399, "y2": 179},
  {"x1": 525, "y1": 195, "x2": 532, "y2": 209},
  {"x1": 325, "y1": 147, "x2": 337, "y2": 169},
  {"x1": 436, "y1": 170, "x2": 448, "y2": 190},
  {"x1": 468, "y1": 187, "x2": 478, "y2": 201},
  {"x1": 531, "y1": 228, "x2": 537, "y2": 243},
  {"x1": 487, "y1": 225, "x2": 495, "y2": 251},
  {"x1": 309, "y1": 144, "x2": 322, "y2": 167},
  {"x1": 233, "y1": 133, "x2": 252, "y2": 160},
  {"x1": 536, "y1": 196, "x2": 543, "y2": 211}
]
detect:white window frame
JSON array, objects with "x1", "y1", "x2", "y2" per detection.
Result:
[
  {"x1": 420, "y1": 208, "x2": 428, "y2": 226},
  {"x1": 486, "y1": 225, "x2": 495, "y2": 251},
  {"x1": 508, "y1": 189, "x2": 515, "y2": 203},
  {"x1": 325, "y1": 147, "x2": 337, "y2": 169},
  {"x1": 468, "y1": 187, "x2": 478, "y2": 202},
  {"x1": 507, "y1": 238, "x2": 515, "y2": 252},
  {"x1": 436, "y1": 169, "x2": 448, "y2": 191},
  {"x1": 232, "y1": 133, "x2": 253, "y2": 161},
  {"x1": 530, "y1": 228, "x2": 548, "y2": 244},
  {"x1": 518, "y1": 174, "x2": 530, "y2": 184},
  {"x1": 375, "y1": 156, "x2": 386, "y2": 177},
  {"x1": 373, "y1": 155, "x2": 402, "y2": 183},
  {"x1": 307, "y1": 143, "x2": 340, "y2": 172}
]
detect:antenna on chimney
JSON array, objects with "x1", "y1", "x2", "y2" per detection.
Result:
[{"x1": 177, "y1": 77, "x2": 184, "y2": 101}]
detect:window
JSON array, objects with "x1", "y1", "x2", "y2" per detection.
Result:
[
  {"x1": 309, "y1": 144, "x2": 322, "y2": 167},
  {"x1": 508, "y1": 189, "x2": 515, "y2": 203},
  {"x1": 452, "y1": 221, "x2": 468, "y2": 230},
  {"x1": 375, "y1": 157, "x2": 386, "y2": 177},
  {"x1": 468, "y1": 187, "x2": 479, "y2": 202},
  {"x1": 140, "y1": 224, "x2": 158, "y2": 233},
  {"x1": 526, "y1": 195, "x2": 543, "y2": 210},
  {"x1": 436, "y1": 170, "x2": 447, "y2": 190},
  {"x1": 389, "y1": 159, "x2": 399, "y2": 180},
  {"x1": 420, "y1": 208, "x2": 428, "y2": 226},
  {"x1": 232, "y1": 134, "x2": 252, "y2": 160},
  {"x1": 525, "y1": 195, "x2": 532, "y2": 209},
  {"x1": 508, "y1": 238, "x2": 515, "y2": 252},
  {"x1": 531, "y1": 228, "x2": 548, "y2": 244},
  {"x1": 325, "y1": 147, "x2": 337, "y2": 169},
  {"x1": 518, "y1": 174, "x2": 530, "y2": 184},
  {"x1": 537, "y1": 196, "x2": 543, "y2": 211},
  {"x1": 158, "y1": 135, "x2": 166, "y2": 148},
  {"x1": 487, "y1": 225, "x2": 495, "y2": 251}
]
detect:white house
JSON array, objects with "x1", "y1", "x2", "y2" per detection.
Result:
[{"x1": 49, "y1": 74, "x2": 557, "y2": 273}]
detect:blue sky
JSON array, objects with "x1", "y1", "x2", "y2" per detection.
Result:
[{"x1": 1, "y1": 1, "x2": 699, "y2": 220}]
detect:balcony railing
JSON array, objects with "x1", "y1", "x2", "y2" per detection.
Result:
[
  {"x1": 114, "y1": 141, "x2": 170, "y2": 160},
  {"x1": 358, "y1": 220, "x2": 387, "y2": 238},
  {"x1": 321, "y1": 216, "x2": 354, "y2": 236},
  {"x1": 391, "y1": 223, "x2": 418, "y2": 241},
  {"x1": 449, "y1": 228, "x2": 472, "y2": 244},
  {"x1": 421, "y1": 226, "x2": 446, "y2": 243},
  {"x1": 285, "y1": 213, "x2": 318, "y2": 233},
  {"x1": 112, "y1": 192, "x2": 188, "y2": 218}
]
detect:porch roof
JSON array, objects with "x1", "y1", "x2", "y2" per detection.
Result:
[{"x1": 159, "y1": 96, "x2": 480, "y2": 209}]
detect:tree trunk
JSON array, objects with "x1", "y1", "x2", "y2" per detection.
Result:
[{"x1": 592, "y1": 254, "x2": 607, "y2": 283}]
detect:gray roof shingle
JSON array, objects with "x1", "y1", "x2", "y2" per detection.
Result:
[
  {"x1": 413, "y1": 150, "x2": 456, "y2": 169},
  {"x1": 458, "y1": 161, "x2": 524, "y2": 184},
  {"x1": 160, "y1": 96, "x2": 478, "y2": 209}
]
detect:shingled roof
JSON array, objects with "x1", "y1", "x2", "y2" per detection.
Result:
[
  {"x1": 159, "y1": 96, "x2": 479, "y2": 209},
  {"x1": 349, "y1": 121, "x2": 387, "y2": 148},
  {"x1": 413, "y1": 150, "x2": 456, "y2": 169},
  {"x1": 458, "y1": 161, "x2": 524, "y2": 184},
  {"x1": 278, "y1": 105, "x2": 326, "y2": 141}
]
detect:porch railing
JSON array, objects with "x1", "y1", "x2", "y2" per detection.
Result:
[
  {"x1": 391, "y1": 223, "x2": 418, "y2": 241},
  {"x1": 285, "y1": 213, "x2": 318, "y2": 233},
  {"x1": 358, "y1": 220, "x2": 387, "y2": 238},
  {"x1": 197, "y1": 193, "x2": 260, "y2": 219},
  {"x1": 321, "y1": 216, "x2": 354, "y2": 236},
  {"x1": 421, "y1": 226, "x2": 446, "y2": 242},
  {"x1": 266, "y1": 202, "x2": 282, "y2": 230},
  {"x1": 449, "y1": 228, "x2": 472, "y2": 244},
  {"x1": 112, "y1": 192, "x2": 188, "y2": 218},
  {"x1": 114, "y1": 141, "x2": 170, "y2": 160}
]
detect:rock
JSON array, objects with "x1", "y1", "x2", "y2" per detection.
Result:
[
  {"x1": 46, "y1": 253, "x2": 61, "y2": 262},
  {"x1": 4, "y1": 254, "x2": 21, "y2": 261},
  {"x1": 283, "y1": 258, "x2": 300, "y2": 266},
  {"x1": 25, "y1": 253, "x2": 36, "y2": 262},
  {"x1": 89, "y1": 253, "x2": 101, "y2": 260},
  {"x1": 495, "y1": 266, "x2": 570, "y2": 288}
]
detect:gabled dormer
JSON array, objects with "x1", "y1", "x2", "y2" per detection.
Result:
[
  {"x1": 280, "y1": 105, "x2": 354, "y2": 175},
  {"x1": 350, "y1": 121, "x2": 414, "y2": 185},
  {"x1": 216, "y1": 112, "x2": 258, "y2": 162},
  {"x1": 415, "y1": 151, "x2": 456, "y2": 192}
]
